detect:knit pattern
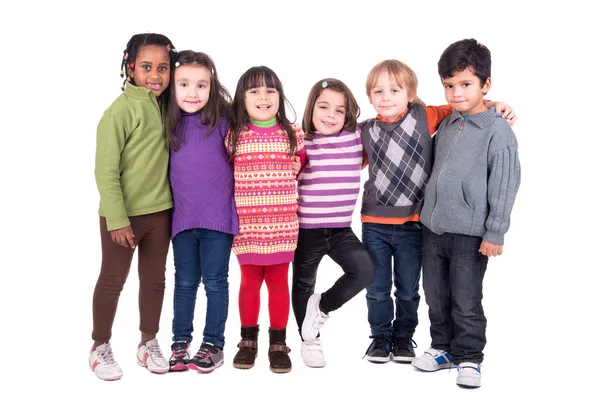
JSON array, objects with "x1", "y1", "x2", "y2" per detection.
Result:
[
  {"x1": 170, "y1": 114, "x2": 238, "y2": 238},
  {"x1": 297, "y1": 129, "x2": 362, "y2": 228},
  {"x1": 226, "y1": 123, "x2": 305, "y2": 265}
]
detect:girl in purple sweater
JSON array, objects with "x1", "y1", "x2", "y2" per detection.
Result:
[
  {"x1": 166, "y1": 51, "x2": 237, "y2": 373},
  {"x1": 292, "y1": 79, "x2": 375, "y2": 367}
]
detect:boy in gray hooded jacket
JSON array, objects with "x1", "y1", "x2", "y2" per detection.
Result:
[{"x1": 415, "y1": 39, "x2": 521, "y2": 389}]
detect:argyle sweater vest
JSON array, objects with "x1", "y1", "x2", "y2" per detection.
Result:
[{"x1": 361, "y1": 104, "x2": 432, "y2": 218}]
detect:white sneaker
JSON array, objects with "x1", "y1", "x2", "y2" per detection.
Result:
[
  {"x1": 411, "y1": 348, "x2": 454, "y2": 371},
  {"x1": 301, "y1": 293, "x2": 330, "y2": 341},
  {"x1": 89, "y1": 343, "x2": 123, "y2": 381},
  {"x1": 137, "y1": 338, "x2": 169, "y2": 373},
  {"x1": 456, "y1": 362, "x2": 481, "y2": 388},
  {"x1": 301, "y1": 339, "x2": 326, "y2": 368}
]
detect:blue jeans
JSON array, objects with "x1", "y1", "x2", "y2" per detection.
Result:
[
  {"x1": 171, "y1": 228, "x2": 233, "y2": 348},
  {"x1": 422, "y1": 227, "x2": 488, "y2": 364},
  {"x1": 362, "y1": 222, "x2": 422, "y2": 340}
]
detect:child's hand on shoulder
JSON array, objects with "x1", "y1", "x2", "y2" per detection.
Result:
[
  {"x1": 479, "y1": 240, "x2": 502, "y2": 257},
  {"x1": 111, "y1": 225, "x2": 136, "y2": 248},
  {"x1": 486, "y1": 101, "x2": 517, "y2": 126}
]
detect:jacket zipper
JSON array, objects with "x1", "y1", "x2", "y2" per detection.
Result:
[{"x1": 429, "y1": 118, "x2": 465, "y2": 227}]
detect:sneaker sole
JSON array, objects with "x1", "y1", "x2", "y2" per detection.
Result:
[
  {"x1": 366, "y1": 355, "x2": 391, "y2": 364},
  {"x1": 411, "y1": 359, "x2": 454, "y2": 372},
  {"x1": 457, "y1": 382, "x2": 481, "y2": 389},
  {"x1": 137, "y1": 357, "x2": 169, "y2": 373},
  {"x1": 392, "y1": 355, "x2": 414, "y2": 363},
  {"x1": 188, "y1": 360, "x2": 224, "y2": 373},
  {"x1": 169, "y1": 362, "x2": 188, "y2": 372},
  {"x1": 89, "y1": 364, "x2": 123, "y2": 381}
]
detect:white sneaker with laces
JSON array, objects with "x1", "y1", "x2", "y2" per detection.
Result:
[
  {"x1": 137, "y1": 338, "x2": 169, "y2": 373},
  {"x1": 456, "y1": 362, "x2": 481, "y2": 388},
  {"x1": 301, "y1": 339, "x2": 326, "y2": 368},
  {"x1": 301, "y1": 293, "x2": 330, "y2": 341},
  {"x1": 411, "y1": 348, "x2": 454, "y2": 371},
  {"x1": 89, "y1": 343, "x2": 123, "y2": 381}
]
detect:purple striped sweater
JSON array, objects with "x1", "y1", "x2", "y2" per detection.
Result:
[{"x1": 297, "y1": 129, "x2": 363, "y2": 229}]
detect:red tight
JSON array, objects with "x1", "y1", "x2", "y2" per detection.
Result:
[{"x1": 239, "y1": 263, "x2": 289, "y2": 329}]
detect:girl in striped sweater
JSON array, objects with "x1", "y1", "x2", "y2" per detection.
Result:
[
  {"x1": 225, "y1": 66, "x2": 306, "y2": 374},
  {"x1": 292, "y1": 79, "x2": 375, "y2": 368}
]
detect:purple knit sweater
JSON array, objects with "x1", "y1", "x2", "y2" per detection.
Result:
[{"x1": 169, "y1": 113, "x2": 238, "y2": 238}]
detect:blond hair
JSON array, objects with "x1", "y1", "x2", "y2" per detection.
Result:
[{"x1": 366, "y1": 60, "x2": 418, "y2": 100}]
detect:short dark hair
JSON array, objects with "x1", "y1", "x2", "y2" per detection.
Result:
[{"x1": 438, "y1": 38, "x2": 491, "y2": 87}]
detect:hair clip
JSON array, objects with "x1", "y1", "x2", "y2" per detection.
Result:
[
  {"x1": 129, "y1": 62, "x2": 135, "y2": 68},
  {"x1": 121, "y1": 84, "x2": 126, "y2": 90},
  {"x1": 322, "y1": 81, "x2": 328, "y2": 88},
  {"x1": 123, "y1": 52, "x2": 128, "y2": 60},
  {"x1": 166, "y1": 44, "x2": 172, "y2": 52},
  {"x1": 175, "y1": 61, "x2": 180, "y2": 67}
]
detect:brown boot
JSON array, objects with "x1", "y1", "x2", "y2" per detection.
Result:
[
  {"x1": 268, "y1": 328, "x2": 291, "y2": 373},
  {"x1": 233, "y1": 325, "x2": 259, "y2": 369}
]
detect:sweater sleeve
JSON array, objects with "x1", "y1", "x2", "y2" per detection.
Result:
[
  {"x1": 424, "y1": 105, "x2": 453, "y2": 135},
  {"x1": 94, "y1": 112, "x2": 130, "y2": 231},
  {"x1": 483, "y1": 137, "x2": 521, "y2": 245}
]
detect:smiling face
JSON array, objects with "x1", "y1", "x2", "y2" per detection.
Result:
[
  {"x1": 312, "y1": 89, "x2": 346, "y2": 135},
  {"x1": 244, "y1": 85, "x2": 279, "y2": 121},
  {"x1": 174, "y1": 64, "x2": 211, "y2": 113},
  {"x1": 369, "y1": 71, "x2": 414, "y2": 121},
  {"x1": 129, "y1": 44, "x2": 171, "y2": 97}
]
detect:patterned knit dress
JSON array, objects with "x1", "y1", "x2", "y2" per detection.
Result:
[{"x1": 226, "y1": 123, "x2": 305, "y2": 266}]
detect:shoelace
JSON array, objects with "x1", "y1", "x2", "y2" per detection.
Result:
[
  {"x1": 196, "y1": 346, "x2": 214, "y2": 359},
  {"x1": 148, "y1": 343, "x2": 166, "y2": 361},
  {"x1": 362, "y1": 337, "x2": 389, "y2": 358},
  {"x1": 393, "y1": 338, "x2": 417, "y2": 351},
  {"x1": 99, "y1": 345, "x2": 117, "y2": 366}
]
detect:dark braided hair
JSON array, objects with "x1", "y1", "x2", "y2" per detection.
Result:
[{"x1": 119, "y1": 33, "x2": 177, "y2": 104}]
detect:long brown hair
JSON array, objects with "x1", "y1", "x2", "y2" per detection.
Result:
[
  {"x1": 227, "y1": 66, "x2": 297, "y2": 156},
  {"x1": 302, "y1": 78, "x2": 360, "y2": 139},
  {"x1": 167, "y1": 50, "x2": 231, "y2": 150}
]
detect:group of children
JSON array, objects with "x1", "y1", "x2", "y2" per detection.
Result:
[{"x1": 90, "y1": 32, "x2": 521, "y2": 390}]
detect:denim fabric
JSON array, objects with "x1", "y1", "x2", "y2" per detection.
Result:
[
  {"x1": 171, "y1": 228, "x2": 233, "y2": 348},
  {"x1": 362, "y1": 222, "x2": 422, "y2": 340},
  {"x1": 422, "y1": 227, "x2": 488, "y2": 363},
  {"x1": 292, "y1": 228, "x2": 374, "y2": 338}
]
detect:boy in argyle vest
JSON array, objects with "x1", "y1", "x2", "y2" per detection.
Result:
[{"x1": 360, "y1": 59, "x2": 516, "y2": 365}]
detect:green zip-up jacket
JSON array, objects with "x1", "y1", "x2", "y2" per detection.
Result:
[{"x1": 94, "y1": 84, "x2": 172, "y2": 231}]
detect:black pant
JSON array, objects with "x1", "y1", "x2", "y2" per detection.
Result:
[
  {"x1": 422, "y1": 227, "x2": 489, "y2": 364},
  {"x1": 292, "y1": 228, "x2": 374, "y2": 338}
]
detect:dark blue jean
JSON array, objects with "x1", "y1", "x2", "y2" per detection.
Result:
[
  {"x1": 171, "y1": 228, "x2": 233, "y2": 348},
  {"x1": 362, "y1": 222, "x2": 422, "y2": 340},
  {"x1": 422, "y1": 227, "x2": 488, "y2": 364}
]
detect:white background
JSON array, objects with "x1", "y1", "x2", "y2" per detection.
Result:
[{"x1": 1, "y1": 0, "x2": 598, "y2": 399}]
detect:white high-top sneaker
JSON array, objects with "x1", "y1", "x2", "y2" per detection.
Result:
[
  {"x1": 301, "y1": 339, "x2": 326, "y2": 368},
  {"x1": 89, "y1": 343, "x2": 123, "y2": 381},
  {"x1": 302, "y1": 293, "x2": 330, "y2": 342},
  {"x1": 137, "y1": 338, "x2": 169, "y2": 373},
  {"x1": 456, "y1": 362, "x2": 482, "y2": 388}
]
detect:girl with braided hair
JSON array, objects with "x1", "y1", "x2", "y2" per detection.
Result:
[{"x1": 89, "y1": 32, "x2": 177, "y2": 381}]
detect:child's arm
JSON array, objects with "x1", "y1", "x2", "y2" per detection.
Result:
[
  {"x1": 95, "y1": 113, "x2": 136, "y2": 248},
  {"x1": 480, "y1": 125, "x2": 521, "y2": 256}
]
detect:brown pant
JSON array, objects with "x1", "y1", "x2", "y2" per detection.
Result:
[{"x1": 92, "y1": 210, "x2": 171, "y2": 343}]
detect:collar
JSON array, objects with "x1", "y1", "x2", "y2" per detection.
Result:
[
  {"x1": 448, "y1": 107, "x2": 499, "y2": 129},
  {"x1": 124, "y1": 83, "x2": 157, "y2": 101},
  {"x1": 375, "y1": 108, "x2": 408, "y2": 124}
]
